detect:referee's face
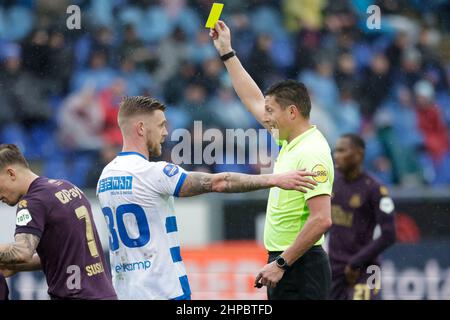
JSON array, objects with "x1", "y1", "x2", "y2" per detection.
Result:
[{"x1": 263, "y1": 95, "x2": 290, "y2": 140}]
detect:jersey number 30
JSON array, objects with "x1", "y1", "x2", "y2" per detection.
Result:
[{"x1": 102, "y1": 204, "x2": 150, "y2": 251}]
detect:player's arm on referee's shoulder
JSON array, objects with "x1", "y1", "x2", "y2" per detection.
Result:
[
  {"x1": 177, "y1": 170, "x2": 317, "y2": 197},
  {"x1": 281, "y1": 195, "x2": 332, "y2": 266},
  {"x1": 209, "y1": 20, "x2": 268, "y2": 129}
]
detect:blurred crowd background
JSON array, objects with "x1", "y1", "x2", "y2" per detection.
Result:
[{"x1": 0, "y1": 0, "x2": 449, "y2": 189}]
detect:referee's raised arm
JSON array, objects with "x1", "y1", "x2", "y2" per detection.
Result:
[{"x1": 209, "y1": 20, "x2": 268, "y2": 130}]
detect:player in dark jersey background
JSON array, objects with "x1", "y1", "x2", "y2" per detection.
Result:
[
  {"x1": 0, "y1": 144, "x2": 116, "y2": 300},
  {"x1": 329, "y1": 134, "x2": 396, "y2": 300},
  {"x1": 0, "y1": 273, "x2": 9, "y2": 300}
]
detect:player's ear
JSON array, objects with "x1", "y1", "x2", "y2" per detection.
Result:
[
  {"x1": 136, "y1": 120, "x2": 145, "y2": 137},
  {"x1": 288, "y1": 105, "x2": 298, "y2": 120},
  {"x1": 6, "y1": 167, "x2": 16, "y2": 181}
]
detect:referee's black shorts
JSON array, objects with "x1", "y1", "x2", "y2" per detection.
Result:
[{"x1": 267, "y1": 246, "x2": 331, "y2": 300}]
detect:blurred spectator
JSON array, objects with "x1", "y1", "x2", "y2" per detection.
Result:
[
  {"x1": 21, "y1": 28, "x2": 51, "y2": 78},
  {"x1": 414, "y1": 80, "x2": 449, "y2": 162},
  {"x1": 374, "y1": 86, "x2": 423, "y2": 185},
  {"x1": 385, "y1": 31, "x2": 410, "y2": 71},
  {"x1": 335, "y1": 86, "x2": 361, "y2": 136},
  {"x1": 118, "y1": 57, "x2": 155, "y2": 96},
  {"x1": 323, "y1": 0, "x2": 357, "y2": 34},
  {"x1": 362, "y1": 122, "x2": 394, "y2": 185},
  {"x1": 292, "y1": 29, "x2": 321, "y2": 74},
  {"x1": 309, "y1": 100, "x2": 339, "y2": 148},
  {"x1": 71, "y1": 50, "x2": 116, "y2": 92},
  {"x1": 74, "y1": 26, "x2": 116, "y2": 70},
  {"x1": 48, "y1": 29, "x2": 74, "y2": 95},
  {"x1": 300, "y1": 56, "x2": 339, "y2": 113},
  {"x1": 91, "y1": 26, "x2": 116, "y2": 64},
  {"x1": 0, "y1": 1, "x2": 34, "y2": 41},
  {"x1": 359, "y1": 53, "x2": 392, "y2": 117},
  {"x1": 98, "y1": 78, "x2": 127, "y2": 147},
  {"x1": 0, "y1": 43, "x2": 51, "y2": 127},
  {"x1": 417, "y1": 28, "x2": 449, "y2": 92},
  {"x1": 396, "y1": 47, "x2": 422, "y2": 89},
  {"x1": 198, "y1": 57, "x2": 223, "y2": 98},
  {"x1": 248, "y1": 33, "x2": 278, "y2": 89},
  {"x1": 250, "y1": 5, "x2": 286, "y2": 39},
  {"x1": 58, "y1": 86, "x2": 104, "y2": 152},
  {"x1": 154, "y1": 26, "x2": 189, "y2": 84},
  {"x1": 228, "y1": 13, "x2": 255, "y2": 63},
  {"x1": 283, "y1": 0, "x2": 327, "y2": 33},
  {"x1": 334, "y1": 52, "x2": 359, "y2": 92},
  {"x1": 188, "y1": 30, "x2": 217, "y2": 64},
  {"x1": 163, "y1": 61, "x2": 197, "y2": 105},
  {"x1": 206, "y1": 85, "x2": 259, "y2": 130},
  {"x1": 119, "y1": 24, "x2": 153, "y2": 69},
  {"x1": 181, "y1": 81, "x2": 209, "y2": 127}
]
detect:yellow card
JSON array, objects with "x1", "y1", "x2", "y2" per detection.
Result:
[{"x1": 205, "y1": 3, "x2": 224, "y2": 28}]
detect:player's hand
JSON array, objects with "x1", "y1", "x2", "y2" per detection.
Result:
[
  {"x1": 0, "y1": 266, "x2": 17, "y2": 278},
  {"x1": 344, "y1": 265, "x2": 360, "y2": 286},
  {"x1": 254, "y1": 261, "x2": 284, "y2": 289},
  {"x1": 272, "y1": 170, "x2": 318, "y2": 193},
  {"x1": 209, "y1": 20, "x2": 233, "y2": 56}
]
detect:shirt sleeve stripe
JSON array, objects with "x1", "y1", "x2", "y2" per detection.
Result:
[
  {"x1": 14, "y1": 226, "x2": 42, "y2": 239},
  {"x1": 170, "y1": 246, "x2": 183, "y2": 263},
  {"x1": 173, "y1": 172, "x2": 187, "y2": 197},
  {"x1": 165, "y1": 216, "x2": 178, "y2": 233}
]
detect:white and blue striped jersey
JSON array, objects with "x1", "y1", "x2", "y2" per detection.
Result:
[{"x1": 97, "y1": 152, "x2": 190, "y2": 300}]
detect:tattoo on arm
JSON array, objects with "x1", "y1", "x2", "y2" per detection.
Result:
[
  {"x1": 218, "y1": 172, "x2": 267, "y2": 193},
  {"x1": 178, "y1": 172, "x2": 269, "y2": 197},
  {"x1": 0, "y1": 233, "x2": 40, "y2": 265},
  {"x1": 178, "y1": 172, "x2": 213, "y2": 197}
]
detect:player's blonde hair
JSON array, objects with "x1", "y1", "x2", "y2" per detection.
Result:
[
  {"x1": 118, "y1": 96, "x2": 166, "y2": 129},
  {"x1": 0, "y1": 144, "x2": 29, "y2": 169}
]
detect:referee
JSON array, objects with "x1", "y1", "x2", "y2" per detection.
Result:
[{"x1": 210, "y1": 21, "x2": 334, "y2": 299}]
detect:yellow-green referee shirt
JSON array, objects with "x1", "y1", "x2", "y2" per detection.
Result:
[{"x1": 264, "y1": 125, "x2": 334, "y2": 252}]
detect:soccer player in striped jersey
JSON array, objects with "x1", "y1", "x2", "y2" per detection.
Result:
[{"x1": 97, "y1": 96, "x2": 318, "y2": 300}]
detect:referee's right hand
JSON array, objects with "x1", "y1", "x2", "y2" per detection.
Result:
[{"x1": 271, "y1": 170, "x2": 318, "y2": 193}]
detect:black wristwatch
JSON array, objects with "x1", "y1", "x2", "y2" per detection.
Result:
[
  {"x1": 275, "y1": 256, "x2": 290, "y2": 271},
  {"x1": 220, "y1": 50, "x2": 236, "y2": 62}
]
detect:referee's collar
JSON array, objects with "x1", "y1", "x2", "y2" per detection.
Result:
[{"x1": 286, "y1": 125, "x2": 317, "y2": 151}]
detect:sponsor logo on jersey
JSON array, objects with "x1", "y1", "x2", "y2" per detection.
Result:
[
  {"x1": 349, "y1": 194, "x2": 361, "y2": 208},
  {"x1": 16, "y1": 209, "x2": 32, "y2": 226},
  {"x1": 55, "y1": 186, "x2": 84, "y2": 204},
  {"x1": 163, "y1": 164, "x2": 179, "y2": 177},
  {"x1": 331, "y1": 205, "x2": 354, "y2": 228},
  {"x1": 115, "y1": 260, "x2": 152, "y2": 273},
  {"x1": 98, "y1": 176, "x2": 133, "y2": 194},
  {"x1": 380, "y1": 186, "x2": 389, "y2": 196},
  {"x1": 18, "y1": 200, "x2": 27, "y2": 208},
  {"x1": 312, "y1": 164, "x2": 328, "y2": 183},
  {"x1": 380, "y1": 197, "x2": 395, "y2": 214}
]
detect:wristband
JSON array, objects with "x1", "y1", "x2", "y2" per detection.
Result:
[{"x1": 220, "y1": 50, "x2": 236, "y2": 62}]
